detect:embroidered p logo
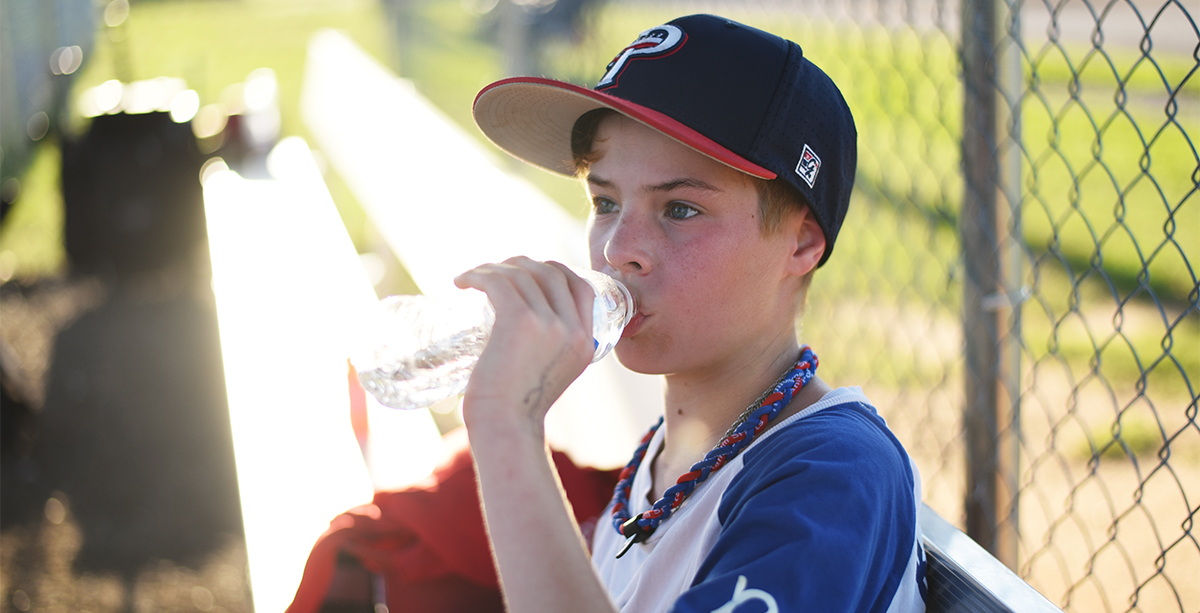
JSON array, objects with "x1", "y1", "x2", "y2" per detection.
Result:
[
  {"x1": 710, "y1": 576, "x2": 779, "y2": 613},
  {"x1": 597, "y1": 25, "x2": 686, "y2": 89},
  {"x1": 795, "y1": 143, "x2": 821, "y2": 188}
]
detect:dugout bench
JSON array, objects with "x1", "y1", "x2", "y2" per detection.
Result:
[{"x1": 921, "y1": 503, "x2": 1062, "y2": 612}]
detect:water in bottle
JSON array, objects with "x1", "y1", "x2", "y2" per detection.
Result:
[{"x1": 353, "y1": 269, "x2": 635, "y2": 410}]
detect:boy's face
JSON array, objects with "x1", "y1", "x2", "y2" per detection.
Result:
[{"x1": 585, "y1": 115, "x2": 808, "y2": 376}]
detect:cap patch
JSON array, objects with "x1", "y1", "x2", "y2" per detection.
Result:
[
  {"x1": 795, "y1": 143, "x2": 821, "y2": 188},
  {"x1": 597, "y1": 25, "x2": 686, "y2": 89}
]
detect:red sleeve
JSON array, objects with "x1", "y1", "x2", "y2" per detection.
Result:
[{"x1": 287, "y1": 427, "x2": 619, "y2": 613}]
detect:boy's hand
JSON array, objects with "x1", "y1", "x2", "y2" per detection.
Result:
[{"x1": 453, "y1": 257, "x2": 597, "y2": 432}]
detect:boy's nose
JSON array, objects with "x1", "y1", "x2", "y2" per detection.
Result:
[{"x1": 600, "y1": 212, "x2": 651, "y2": 275}]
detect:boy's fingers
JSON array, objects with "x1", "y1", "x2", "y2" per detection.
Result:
[
  {"x1": 507, "y1": 258, "x2": 590, "y2": 327},
  {"x1": 454, "y1": 259, "x2": 594, "y2": 336},
  {"x1": 544, "y1": 261, "x2": 598, "y2": 326},
  {"x1": 496, "y1": 260, "x2": 559, "y2": 318},
  {"x1": 454, "y1": 265, "x2": 518, "y2": 304},
  {"x1": 455, "y1": 260, "x2": 557, "y2": 320}
]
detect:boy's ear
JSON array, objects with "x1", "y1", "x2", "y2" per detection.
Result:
[{"x1": 786, "y1": 208, "x2": 826, "y2": 278}]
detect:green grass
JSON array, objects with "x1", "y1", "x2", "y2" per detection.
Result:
[
  {"x1": 105, "y1": 0, "x2": 392, "y2": 248},
  {"x1": 1021, "y1": 82, "x2": 1198, "y2": 303},
  {"x1": 0, "y1": 139, "x2": 66, "y2": 278},
  {"x1": 0, "y1": 0, "x2": 396, "y2": 278},
  {"x1": 73, "y1": 0, "x2": 394, "y2": 141},
  {"x1": 1075, "y1": 410, "x2": 1170, "y2": 461},
  {"x1": 1025, "y1": 37, "x2": 1200, "y2": 101}
]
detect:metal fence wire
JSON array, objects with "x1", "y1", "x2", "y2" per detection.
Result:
[{"x1": 461, "y1": 0, "x2": 1199, "y2": 610}]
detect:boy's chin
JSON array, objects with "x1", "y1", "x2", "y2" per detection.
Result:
[{"x1": 612, "y1": 343, "x2": 670, "y2": 376}]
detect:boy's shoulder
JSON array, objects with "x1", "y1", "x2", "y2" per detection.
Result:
[
  {"x1": 752, "y1": 387, "x2": 901, "y2": 443},
  {"x1": 687, "y1": 390, "x2": 925, "y2": 613},
  {"x1": 728, "y1": 389, "x2": 917, "y2": 507}
]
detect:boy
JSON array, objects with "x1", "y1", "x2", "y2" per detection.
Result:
[{"x1": 456, "y1": 14, "x2": 926, "y2": 612}]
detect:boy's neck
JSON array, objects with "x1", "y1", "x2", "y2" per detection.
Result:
[{"x1": 652, "y1": 341, "x2": 830, "y2": 494}]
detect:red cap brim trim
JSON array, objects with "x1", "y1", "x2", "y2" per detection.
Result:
[{"x1": 473, "y1": 76, "x2": 777, "y2": 180}]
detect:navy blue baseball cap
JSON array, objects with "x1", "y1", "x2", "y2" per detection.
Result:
[{"x1": 473, "y1": 14, "x2": 857, "y2": 266}]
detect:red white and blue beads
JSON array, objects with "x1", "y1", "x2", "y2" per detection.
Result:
[{"x1": 610, "y1": 346, "x2": 819, "y2": 558}]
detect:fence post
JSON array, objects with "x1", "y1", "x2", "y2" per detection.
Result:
[
  {"x1": 499, "y1": 0, "x2": 536, "y2": 78},
  {"x1": 960, "y1": 0, "x2": 1023, "y2": 569}
]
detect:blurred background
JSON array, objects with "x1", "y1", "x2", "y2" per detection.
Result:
[{"x1": 0, "y1": 0, "x2": 1196, "y2": 611}]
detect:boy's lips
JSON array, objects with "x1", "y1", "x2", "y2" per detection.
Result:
[{"x1": 621, "y1": 312, "x2": 647, "y2": 338}]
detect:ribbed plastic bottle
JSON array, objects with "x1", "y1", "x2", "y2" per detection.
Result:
[{"x1": 353, "y1": 269, "x2": 635, "y2": 410}]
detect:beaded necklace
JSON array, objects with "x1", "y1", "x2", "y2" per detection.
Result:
[{"x1": 610, "y1": 345, "x2": 819, "y2": 558}]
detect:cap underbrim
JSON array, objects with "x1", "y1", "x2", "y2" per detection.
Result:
[{"x1": 472, "y1": 77, "x2": 777, "y2": 180}]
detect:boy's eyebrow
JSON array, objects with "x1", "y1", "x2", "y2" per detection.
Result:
[
  {"x1": 647, "y1": 178, "x2": 722, "y2": 193},
  {"x1": 586, "y1": 174, "x2": 723, "y2": 194},
  {"x1": 587, "y1": 174, "x2": 614, "y2": 189}
]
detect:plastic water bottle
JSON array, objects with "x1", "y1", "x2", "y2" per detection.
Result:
[{"x1": 352, "y1": 269, "x2": 635, "y2": 410}]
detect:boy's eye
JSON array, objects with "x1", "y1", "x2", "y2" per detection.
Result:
[
  {"x1": 666, "y1": 202, "x2": 698, "y2": 220},
  {"x1": 593, "y1": 196, "x2": 618, "y2": 214}
]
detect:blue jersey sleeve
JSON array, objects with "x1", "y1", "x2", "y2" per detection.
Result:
[{"x1": 668, "y1": 403, "x2": 923, "y2": 613}]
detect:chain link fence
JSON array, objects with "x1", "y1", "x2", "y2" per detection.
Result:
[{"x1": 439, "y1": 0, "x2": 1197, "y2": 610}]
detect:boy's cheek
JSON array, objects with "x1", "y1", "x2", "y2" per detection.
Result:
[{"x1": 586, "y1": 228, "x2": 614, "y2": 265}]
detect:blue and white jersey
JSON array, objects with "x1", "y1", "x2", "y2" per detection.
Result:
[{"x1": 592, "y1": 387, "x2": 926, "y2": 613}]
